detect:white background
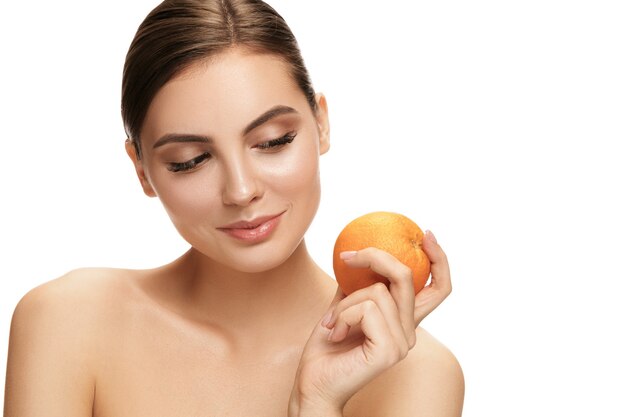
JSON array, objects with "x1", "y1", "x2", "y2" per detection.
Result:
[{"x1": 1, "y1": 1, "x2": 625, "y2": 415}]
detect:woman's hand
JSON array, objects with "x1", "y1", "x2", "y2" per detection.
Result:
[{"x1": 288, "y1": 230, "x2": 451, "y2": 416}]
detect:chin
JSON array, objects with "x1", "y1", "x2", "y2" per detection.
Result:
[{"x1": 191, "y1": 237, "x2": 304, "y2": 275}]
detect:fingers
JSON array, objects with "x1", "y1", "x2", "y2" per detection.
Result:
[
  {"x1": 338, "y1": 248, "x2": 416, "y2": 341},
  {"x1": 414, "y1": 230, "x2": 452, "y2": 323},
  {"x1": 422, "y1": 231, "x2": 451, "y2": 293},
  {"x1": 328, "y1": 298, "x2": 409, "y2": 367},
  {"x1": 331, "y1": 231, "x2": 453, "y2": 334},
  {"x1": 327, "y1": 283, "x2": 412, "y2": 353}
]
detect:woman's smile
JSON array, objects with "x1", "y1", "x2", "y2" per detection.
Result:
[{"x1": 217, "y1": 210, "x2": 286, "y2": 244}]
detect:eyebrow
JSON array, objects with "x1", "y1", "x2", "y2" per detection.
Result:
[
  {"x1": 152, "y1": 105, "x2": 299, "y2": 150},
  {"x1": 152, "y1": 133, "x2": 213, "y2": 149},
  {"x1": 242, "y1": 105, "x2": 298, "y2": 136}
]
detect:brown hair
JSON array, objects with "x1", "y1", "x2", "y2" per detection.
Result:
[{"x1": 121, "y1": 0, "x2": 317, "y2": 158}]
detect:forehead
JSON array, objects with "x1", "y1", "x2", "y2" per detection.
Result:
[{"x1": 141, "y1": 49, "x2": 308, "y2": 143}]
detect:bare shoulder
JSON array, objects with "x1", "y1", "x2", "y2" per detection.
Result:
[
  {"x1": 5, "y1": 268, "x2": 133, "y2": 416},
  {"x1": 8, "y1": 267, "x2": 136, "y2": 362},
  {"x1": 11, "y1": 267, "x2": 132, "y2": 327},
  {"x1": 344, "y1": 327, "x2": 465, "y2": 417}
]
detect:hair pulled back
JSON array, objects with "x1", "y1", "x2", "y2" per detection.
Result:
[{"x1": 121, "y1": 0, "x2": 316, "y2": 158}]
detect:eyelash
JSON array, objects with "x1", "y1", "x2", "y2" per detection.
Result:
[
  {"x1": 166, "y1": 131, "x2": 297, "y2": 173},
  {"x1": 167, "y1": 152, "x2": 211, "y2": 173}
]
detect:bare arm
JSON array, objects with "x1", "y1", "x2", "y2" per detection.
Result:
[{"x1": 4, "y1": 273, "x2": 97, "y2": 417}]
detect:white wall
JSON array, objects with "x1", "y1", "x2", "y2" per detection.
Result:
[{"x1": 1, "y1": 1, "x2": 625, "y2": 415}]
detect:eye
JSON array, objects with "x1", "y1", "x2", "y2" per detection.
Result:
[
  {"x1": 167, "y1": 152, "x2": 211, "y2": 173},
  {"x1": 255, "y1": 131, "x2": 297, "y2": 150}
]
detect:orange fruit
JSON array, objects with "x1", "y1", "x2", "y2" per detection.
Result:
[{"x1": 333, "y1": 211, "x2": 431, "y2": 295}]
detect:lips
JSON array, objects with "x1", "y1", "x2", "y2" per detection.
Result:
[
  {"x1": 217, "y1": 211, "x2": 286, "y2": 243},
  {"x1": 219, "y1": 211, "x2": 286, "y2": 229}
]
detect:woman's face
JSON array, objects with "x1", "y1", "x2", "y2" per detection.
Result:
[{"x1": 128, "y1": 49, "x2": 330, "y2": 273}]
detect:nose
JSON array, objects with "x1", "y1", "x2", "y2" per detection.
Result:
[{"x1": 221, "y1": 156, "x2": 262, "y2": 206}]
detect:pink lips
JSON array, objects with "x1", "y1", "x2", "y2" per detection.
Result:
[{"x1": 217, "y1": 211, "x2": 285, "y2": 243}]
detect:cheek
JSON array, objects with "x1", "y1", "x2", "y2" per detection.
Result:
[
  {"x1": 151, "y1": 174, "x2": 221, "y2": 225},
  {"x1": 263, "y1": 140, "x2": 321, "y2": 200}
]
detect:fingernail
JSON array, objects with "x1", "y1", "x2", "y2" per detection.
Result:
[
  {"x1": 321, "y1": 311, "x2": 332, "y2": 327},
  {"x1": 340, "y1": 251, "x2": 357, "y2": 260},
  {"x1": 425, "y1": 230, "x2": 437, "y2": 244}
]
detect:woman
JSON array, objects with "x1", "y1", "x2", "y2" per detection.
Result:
[{"x1": 4, "y1": 0, "x2": 464, "y2": 415}]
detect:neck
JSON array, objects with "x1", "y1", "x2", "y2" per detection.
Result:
[{"x1": 168, "y1": 240, "x2": 336, "y2": 351}]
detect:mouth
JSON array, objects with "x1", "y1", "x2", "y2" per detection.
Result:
[
  {"x1": 219, "y1": 211, "x2": 286, "y2": 230},
  {"x1": 217, "y1": 211, "x2": 286, "y2": 243}
]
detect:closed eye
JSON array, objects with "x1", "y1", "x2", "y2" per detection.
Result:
[
  {"x1": 166, "y1": 131, "x2": 295, "y2": 173},
  {"x1": 167, "y1": 152, "x2": 211, "y2": 173},
  {"x1": 255, "y1": 132, "x2": 296, "y2": 150}
]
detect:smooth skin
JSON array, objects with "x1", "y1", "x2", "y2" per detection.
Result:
[{"x1": 4, "y1": 48, "x2": 464, "y2": 417}]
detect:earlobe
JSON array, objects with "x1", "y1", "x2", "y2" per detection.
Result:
[
  {"x1": 315, "y1": 93, "x2": 330, "y2": 155},
  {"x1": 125, "y1": 139, "x2": 157, "y2": 198}
]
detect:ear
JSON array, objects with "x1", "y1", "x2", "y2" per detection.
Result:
[
  {"x1": 314, "y1": 93, "x2": 330, "y2": 155},
  {"x1": 125, "y1": 139, "x2": 157, "y2": 198}
]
